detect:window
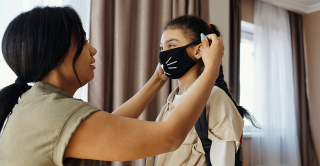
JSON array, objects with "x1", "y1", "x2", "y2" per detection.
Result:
[
  {"x1": 0, "y1": 0, "x2": 90, "y2": 102},
  {"x1": 240, "y1": 21, "x2": 254, "y2": 135}
]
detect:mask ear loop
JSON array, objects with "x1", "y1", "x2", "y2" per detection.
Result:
[
  {"x1": 183, "y1": 39, "x2": 203, "y2": 64},
  {"x1": 186, "y1": 40, "x2": 202, "y2": 47}
]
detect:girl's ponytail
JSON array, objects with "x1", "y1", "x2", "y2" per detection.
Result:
[{"x1": 215, "y1": 65, "x2": 261, "y2": 129}]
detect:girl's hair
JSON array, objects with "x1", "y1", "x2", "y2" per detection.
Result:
[
  {"x1": 0, "y1": 6, "x2": 86, "y2": 129},
  {"x1": 165, "y1": 15, "x2": 260, "y2": 129}
]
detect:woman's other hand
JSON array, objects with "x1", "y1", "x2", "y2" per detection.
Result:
[
  {"x1": 154, "y1": 63, "x2": 168, "y2": 82},
  {"x1": 201, "y1": 33, "x2": 224, "y2": 69}
]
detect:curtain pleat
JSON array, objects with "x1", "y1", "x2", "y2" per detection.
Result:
[
  {"x1": 88, "y1": 0, "x2": 208, "y2": 165},
  {"x1": 229, "y1": 0, "x2": 241, "y2": 103},
  {"x1": 289, "y1": 11, "x2": 319, "y2": 166}
]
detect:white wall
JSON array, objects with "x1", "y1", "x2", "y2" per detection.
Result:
[
  {"x1": 303, "y1": 10, "x2": 320, "y2": 163},
  {"x1": 209, "y1": 0, "x2": 230, "y2": 85}
]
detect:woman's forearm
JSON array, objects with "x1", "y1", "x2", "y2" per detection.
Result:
[
  {"x1": 112, "y1": 74, "x2": 166, "y2": 118},
  {"x1": 164, "y1": 64, "x2": 219, "y2": 147}
]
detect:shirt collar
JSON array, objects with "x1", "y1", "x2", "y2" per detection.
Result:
[
  {"x1": 24, "y1": 82, "x2": 73, "y2": 98},
  {"x1": 166, "y1": 78, "x2": 199, "y2": 105},
  {"x1": 167, "y1": 86, "x2": 179, "y2": 103}
]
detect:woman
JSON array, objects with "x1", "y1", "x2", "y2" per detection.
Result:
[
  {"x1": 146, "y1": 15, "x2": 259, "y2": 166},
  {"x1": 0, "y1": 7, "x2": 224, "y2": 166}
]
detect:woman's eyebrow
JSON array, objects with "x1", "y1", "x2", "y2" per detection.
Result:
[{"x1": 159, "y1": 38, "x2": 179, "y2": 45}]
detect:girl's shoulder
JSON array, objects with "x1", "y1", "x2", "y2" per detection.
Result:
[
  {"x1": 206, "y1": 87, "x2": 244, "y2": 145},
  {"x1": 208, "y1": 86, "x2": 230, "y2": 102},
  {"x1": 206, "y1": 86, "x2": 241, "y2": 118}
]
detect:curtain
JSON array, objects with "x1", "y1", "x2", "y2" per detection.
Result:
[
  {"x1": 88, "y1": 0, "x2": 209, "y2": 166},
  {"x1": 229, "y1": 0, "x2": 241, "y2": 103},
  {"x1": 289, "y1": 11, "x2": 319, "y2": 166},
  {"x1": 0, "y1": 0, "x2": 90, "y2": 102},
  {"x1": 251, "y1": 1, "x2": 301, "y2": 166}
]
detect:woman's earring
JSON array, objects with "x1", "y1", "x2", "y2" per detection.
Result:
[{"x1": 196, "y1": 56, "x2": 199, "y2": 59}]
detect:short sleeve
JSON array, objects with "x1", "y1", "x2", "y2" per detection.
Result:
[
  {"x1": 53, "y1": 101, "x2": 101, "y2": 166},
  {"x1": 206, "y1": 87, "x2": 244, "y2": 151}
]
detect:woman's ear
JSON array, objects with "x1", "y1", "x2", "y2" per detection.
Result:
[{"x1": 194, "y1": 43, "x2": 203, "y2": 60}]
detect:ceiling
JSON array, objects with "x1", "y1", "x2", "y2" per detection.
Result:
[{"x1": 261, "y1": 0, "x2": 320, "y2": 14}]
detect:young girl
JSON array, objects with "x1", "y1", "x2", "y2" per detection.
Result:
[
  {"x1": 0, "y1": 7, "x2": 224, "y2": 166},
  {"x1": 146, "y1": 15, "x2": 259, "y2": 166}
]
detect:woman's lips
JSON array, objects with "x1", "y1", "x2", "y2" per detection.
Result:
[{"x1": 90, "y1": 58, "x2": 96, "y2": 69}]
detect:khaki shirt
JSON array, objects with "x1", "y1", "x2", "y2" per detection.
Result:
[
  {"x1": 146, "y1": 81, "x2": 244, "y2": 166},
  {"x1": 0, "y1": 82, "x2": 101, "y2": 166}
]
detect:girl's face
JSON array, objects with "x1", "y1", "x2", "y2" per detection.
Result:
[{"x1": 159, "y1": 28, "x2": 202, "y2": 61}]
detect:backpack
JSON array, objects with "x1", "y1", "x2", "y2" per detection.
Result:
[{"x1": 194, "y1": 107, "x2": 243, "y2": 166}]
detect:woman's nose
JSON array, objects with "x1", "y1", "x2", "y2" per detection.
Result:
[{"x1": 90, "y1": 46, "x2": 97, "y2": 56}]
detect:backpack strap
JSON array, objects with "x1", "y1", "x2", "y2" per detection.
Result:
[
  {"x1": 235, "y1": 143, "x2": 242, "y2": 166},
  {"x1": 195, "y1": 107, "x2": 243, "y2": 166},
  {"x1": 195, "y1": 107, "x2": 212, "y2": 166},
  {"x1": 235, "y1": 133, "x2": 243, "y2": 166}
]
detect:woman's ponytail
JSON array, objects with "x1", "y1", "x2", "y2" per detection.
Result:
[{"x1": 0, "y1": 80, "x2": 31, "y2": 129}]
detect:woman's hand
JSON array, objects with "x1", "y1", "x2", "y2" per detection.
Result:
[
  {"x1": 201, "y1": 34, "x2": 224, "y2": 69},
  {"x1": 154, "y1": 63, "x2": 169, "y2": 82},
  {"x1": 111, "y1": 63, "x2": 167, "y2": 119}
]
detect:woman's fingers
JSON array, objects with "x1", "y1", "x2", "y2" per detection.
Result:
[
  {"x1": 154, "y1": 63, "x2": 168, "y2": 82},
  {"x1": 219, "y1": 37, "x2": 224, "y2": 51},
  {"x1": 205, "y1": 34, "x2": 219, "y2": 46},
  {"x1": 205, "y1": 33, "x2": 217, "y2": 40},
  {"x1": 201, "y1": 33, "x2": 224, "y2": 68},
  {"x1": 205, "y1": 34, "x2": 224, "y2": 50},
  {"x1": 206, "y1": 35, "x2": 223, "y2": 49}
]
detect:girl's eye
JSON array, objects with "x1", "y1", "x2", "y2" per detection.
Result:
[{"x1": 159, "y1": 44, "x2": 174, "y2": 51}]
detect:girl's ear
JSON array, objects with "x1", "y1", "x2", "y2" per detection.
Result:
[{"x1": 194, "y1": 43, "x2": 203, "y2": 60}]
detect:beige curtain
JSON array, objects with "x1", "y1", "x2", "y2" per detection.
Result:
[
  {"x1": 289, "y1": 11, "x2": 319, "y2": 166},
  {"x1": 229, "y1": 0, "x2": 241, "y2": 103},
  {"x1": 88, "y1": 0, "x2": 209, "y2": 165}
]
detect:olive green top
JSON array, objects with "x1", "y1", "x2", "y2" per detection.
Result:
[{"x1": 0, "y1": 82, "x2": 101, "y2": 166}]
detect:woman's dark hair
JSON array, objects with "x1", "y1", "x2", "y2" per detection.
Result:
[
  {"x1": 0, "y1": 6, "x2": 86, "y2": 129},
  {"x1": 165, "y1": 15, "x2": 260, "y2": 129}
]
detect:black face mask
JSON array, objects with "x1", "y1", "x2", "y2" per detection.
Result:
[{"x1": 158, "y1": 40, "x2": 201, "y2": 79}]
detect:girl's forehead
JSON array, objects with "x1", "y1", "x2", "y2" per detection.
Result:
[{"x1": 160, "y1": 29, "x2": 190, "y2": 44}]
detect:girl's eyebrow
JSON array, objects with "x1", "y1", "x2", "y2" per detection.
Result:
[{"x1": 160, "y1": 38, "x2": 179, "y2": 45}]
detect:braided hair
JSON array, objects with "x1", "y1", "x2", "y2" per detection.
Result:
[{"x1": 165, "y1": 15, "x2": 260, "y2": 128}]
